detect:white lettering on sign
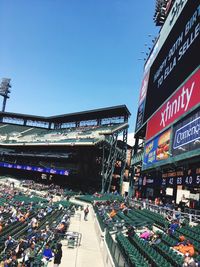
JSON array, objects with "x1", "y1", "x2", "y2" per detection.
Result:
[{"x1": 160, "y1": 82, "x2": 194, "y2": 127}]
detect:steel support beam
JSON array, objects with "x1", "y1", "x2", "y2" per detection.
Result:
[
  {"x1": 119, "y1": 127, "x2": 128, "y2": 194},
  {"x1": 101, "y1": 133, "x2": 118, "y2": 193}
]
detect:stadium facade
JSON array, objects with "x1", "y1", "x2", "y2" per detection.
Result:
[
  {"x1": 131, "y1": 0, "x2": 200, "y2": 207},
  {"x1": 0, "y1": 105, "x2": 131, "y2": 193}
]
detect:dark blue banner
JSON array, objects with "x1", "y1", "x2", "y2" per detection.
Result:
[
  {"x1": 0, "y1": 162, "x2": 69, "y2": 176},
  {"x1": 173, "y1": 117, "x2": 200, "y2": 149},
  {"x1": 162, "y1": 174, "x2": 200, "y2": 187},
  {"x1": 172, "y1": 109, "x2": 200, "y2": 156}
]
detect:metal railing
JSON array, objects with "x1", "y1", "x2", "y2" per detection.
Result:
[
  {"x1": 105, "y1": 230, "x2": 129, "y2": 267},
  {"x1": 128, "y1": 199, "x2": 200, "y2": 224}
]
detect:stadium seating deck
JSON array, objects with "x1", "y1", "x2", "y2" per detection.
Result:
[
  {"x1": 0, "y1": 123, "x2": 127, "y2": 146},
  {"x1": 89, "y1": 197, "x2": 200, "y2": 267}
]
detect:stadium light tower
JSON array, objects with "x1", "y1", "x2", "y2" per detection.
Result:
[{"x1": 0, "y1": 78, "x2": 11, "y2": 112}]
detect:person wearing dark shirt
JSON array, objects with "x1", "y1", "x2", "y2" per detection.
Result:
[
  {"x1": 10, "y1": 253, "x2": 19, "y2": 267},
  {"x1": 168, "y1": 220, "x2": 179, "y2": 235},
  {"x1": 53, "y1": 243, "x2": 62, "y2": 267},
  {"x1": 127, "y1": 226, "x2": 136, "y2": 240}
]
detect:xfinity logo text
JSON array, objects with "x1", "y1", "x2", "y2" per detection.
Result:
[{"x1": 160, "y1": 82, "x2": 195, "y2": 127}]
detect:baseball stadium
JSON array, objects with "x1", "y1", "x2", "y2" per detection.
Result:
[{"x1": 0, "y1": 1, "x2": 199, "y2": 267}]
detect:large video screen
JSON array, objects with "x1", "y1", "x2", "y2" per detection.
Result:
[{"x1": 136, "y1": 0, "x2": 200, "y2": 133}]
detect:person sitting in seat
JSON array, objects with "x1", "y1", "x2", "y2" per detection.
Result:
[
  {"x1": 127, "y1": 226, "x2": 136, "y2": 240},
  {"x1": 19, "y1": 215, "x2": 26, "y2": 223},
  {"x1": 24, "y1": 242, "x2": 36, "y2": 267},
  {"x1": 175, "y1": 235, "x2": 187, "y2": 246},
  {"x1": 57, "y1": 222, "x2": 66, "y2": 234},
  {"x1": 4, "y1": 236, "x2": 16, "y2": 253},
  {"x1": 9, "y1": 252, "x2": 19, "y2": 267},
  {"x1": 109, "y1": 209, "x2": 117, "y2": 219},
  {"x1": 43, "y1": 243, "x2": 53, "y2": 261},
  {"x1": 140, "y1": 228, "x2": 152, "y2": 241},
  {"x1": 174, "y1": 239, "x2": 195, "y2": 257},
  {"x1": 15, "y1": 238, "x2": 28, "y2": 259},
  {"x1": 168, "y1": 220, "x2": 179, "y2": 235},
  {"x1": 120, "y1": 203, "x2": 126, "y2": 210},
  {"x1": 31, "y1": 217, "x2": 38, "y2": 229},
  {"x1": 165, "y1": 211, "x2": 173, "y2": 222},
  {"x1": 182, "y1": 253, "x2": 197, "y2": 267},
  {"x1": 149, "y1": 232, "x2": 162, "y2": 246}
]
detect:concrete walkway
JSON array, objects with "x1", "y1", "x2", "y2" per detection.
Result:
[{"x1": 49, "y1": 201, "x2": 104, "y2": 267}]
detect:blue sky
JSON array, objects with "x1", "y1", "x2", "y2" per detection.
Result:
[{"x1": 0, "y1": 0, "x2": 158, "y2": 132}]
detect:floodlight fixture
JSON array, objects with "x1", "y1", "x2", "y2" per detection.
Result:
[{"x1": 0, "y1": 78, "x2": 11, "y2": 112}]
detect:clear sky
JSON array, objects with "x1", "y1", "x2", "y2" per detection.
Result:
[{"x1": 0, "y1": 0, "x2": 158, "y2": 133}]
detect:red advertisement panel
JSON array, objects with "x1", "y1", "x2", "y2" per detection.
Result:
[
  {"x1": 146, "y1": 68, "x2": 200, "y2": 141},
  {"x1": 138, "y1": 71, "x2": 150, "y2": 105}
]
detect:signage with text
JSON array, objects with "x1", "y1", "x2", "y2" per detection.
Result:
[
  {"x1": 143, "y1": 0, "x2": 200, "y2": 124},
  {"x1": 135, "y1": 71, "x2": 150, "y2": 131},
  {"x1": 146, "y1": 68, "x2": 200, "y2": 141},
  {"x1": 162, "y1": 168, "x2": 200, "y2": 187},
  {"x1": 172, "y1": 109, "x2": 200, "y2": 156},
  {"x1": 162, "y1": 174, "x2": 200, "y2": 187},
  {"x1": 144, "y1": 0, "x2": 188, "y2": 75},
  {"x1": 0, "y1": 162, "x2": 70, "y2": 176}
]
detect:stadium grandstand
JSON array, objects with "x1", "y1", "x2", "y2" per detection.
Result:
[
  {"x1": 0, "y1": 105, "x2": 130, "y2": 193},
  {"x1": 0, "y1": 0, "x2": 200, "y2": 266}
]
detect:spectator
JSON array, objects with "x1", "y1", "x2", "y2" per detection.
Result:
[
  {"x1": 140, "y1": 228, "x2": 152, "y2": 241},
  {"x1": 109, "y1": 209, "x2": 117, "y2": 219},
  {"x1": 24, "y1": 242, "x2": 36, "y2": 267},
  {"x1": 168, "y1": 220, "x2": 179, "y2": 235},
  {"x1": 15, "y1": 239, "x2": 28, "y2": 259},
  {"x1": 53, "y1": 243, "x2": 62, "y2": 267},
  {"x1": 127, "y1": 226, "x2": 136, "y2": 240},
  {"x1": 150, "y1": 233, "x2": 162, "y2": 246},
  {"x1": 174, "y1": 240, "x2": 195, "y2": 257},
  {"x1": 84, "y1": 205, "x2": 89, "y2": 221},
  {"x1": 4, "y1": 236, "x2": 16, "y2": 253},
  {"x1": 182, "y1": 253, "x2": 197, "y2": 267},
  {"x1": 43, "y1": 243, "x2": 53, "y2": 261},
  {"x1": 9, "y1": 252, "x2": 19, "y2": 267}
]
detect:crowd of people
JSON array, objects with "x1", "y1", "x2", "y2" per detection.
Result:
[
  {"x1": 1, "y1": 177, "x2": 200, "y2": 267},
  {"x1": 0, "y1": 181, "x2": 74, "y2": 267},
  {"x1": 94, "y1": 197, "x2": 200, "y2": 267}
]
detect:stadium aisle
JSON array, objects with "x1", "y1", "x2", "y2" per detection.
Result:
[{"x1": 49, "y1": 201, "x2": 104, "y2": 267}]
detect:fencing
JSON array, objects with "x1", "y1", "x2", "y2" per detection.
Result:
[{"x1": 128, "y1": 199, "x2": 200, "y2": 224}]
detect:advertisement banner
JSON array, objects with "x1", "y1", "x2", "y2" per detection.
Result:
[
  {"x1": 139, "y1": 71, "x2": 150, "y2": 105},
  {"x1": 135, "y1": 71, "x2": 150, "y2": 132},
  {"x1": 143, "y1": 128, "x2": 171, "y2": 168},
  {"x1": 144, "y1": 0, "x2": 189, "y2": 75},
  {"x1": 143, "y1": 0, "x2": 200, "y2": 124},
  {"x1": 172, "y1": 109, "x2": 200, "y2": 156},
  {"x1": 0, "y1": 162, "x2": 70, "y2": 176},
  {"x1": 135, "y1": 101, "x2": 145, "y2": 132},
  {"x1": 146, "y1": 68, "x2": 200, "y2": 141}
]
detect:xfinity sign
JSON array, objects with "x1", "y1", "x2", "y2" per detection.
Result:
[
  {"x1": 160, "y1": 83, "x2": 194, "y2": 128},
  {"x1": 146, "y1": 67, "x2": 200, "y2": 141}
]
